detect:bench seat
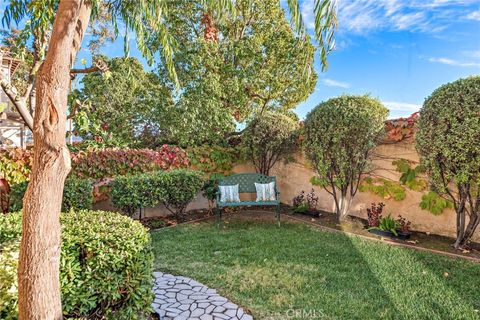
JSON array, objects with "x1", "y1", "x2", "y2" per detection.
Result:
[{"x1": 215, "y1": 173, "x2": 281, "y2": 226}]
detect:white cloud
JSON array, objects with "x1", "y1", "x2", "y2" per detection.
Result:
[
  {"x1": 321, "y1": 78, "x2": 350, "y2": 88},
  {"x1": 467, "y1": 10, "x2": 480, "y2": 20},
  {"x1": 463, "y1": 50, "x2": 480, "y2": 58},
  {"x1": 382, "y1": 101, "x2": 421, "y2": 112},
  {"x1": 299, "y1": 0, "x2": 478, "y2": 35},
  {"x1": 428, "y1": 57, "x2": 480, "y2": 67}
]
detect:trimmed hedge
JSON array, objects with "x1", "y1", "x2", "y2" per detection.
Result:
[
  {"x1": 110, "y1": 169, "x2": 203, "y2": 218},
  {"x1": 110, "y1": 171, "x2": 163, "y2": 216},
  {"x1": 8, "y1": 177, "x2": 93, "y2": 213},
  {"x1": 0, "y1": 211, "x2": 153, "y2": 319}
]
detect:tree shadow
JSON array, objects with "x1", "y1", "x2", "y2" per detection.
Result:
[{"x1": 212, "y1": 215, "x2": 401, "y2": 319}]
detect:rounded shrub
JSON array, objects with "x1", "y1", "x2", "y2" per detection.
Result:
[
  {"x1": 242, "y1": 111, "x2": 299, "y2": 175},
  {"x1": 158, "y1": 169, "x2": 204, "y2": 218},
  {"x1": 304, "y1": 95, "x2": 388, "y2": 221},
  {"x1": 0, "y1": 211, "x2": 153, "y2": 319},
  {"x1": 110, "y1": 171, "x2": 163, "y2": 216},
  {"x1": 416, "y1": 76, "x2": 480, "y2": 248},
  {"x1": 8, "y1": 177, "x2": 93, "y2": 213},
  {"x1": 110, "y1": 169, "x2": 203, "y2": 219}
]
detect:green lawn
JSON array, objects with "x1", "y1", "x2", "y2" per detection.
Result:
[{"x1": 151, "y1": 214, "x2": 480, "y2": 320}]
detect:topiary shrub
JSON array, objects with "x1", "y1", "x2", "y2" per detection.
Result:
[
  {"x1": 242, "y1": 111, "x2": 299, "y2": 175},
  {"x1": 0, "y1": 211, "x2": 153, "y2": 319},
  {"x1": 110, "y1": 169, "x2": 203, "y2": 220},
  {"x1": 304, "y1": 95, "x2": 388, "y2": 221},
  {"x1": 8, "y1": 177, "x2": 93, "y2": 213},
  {"x1": 416, "y1": 76, "x2": 480, "y2": 249},
  {"x1": 110, "y1": 171, "x2": 163, "y2": 216},
  {"x1": 157, "y1": 169, "x2": 204, "y2": 220}
]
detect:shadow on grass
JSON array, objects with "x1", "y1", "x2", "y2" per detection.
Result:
[
  {"x1": 340, "y1": 225, "x2": 480, "y2": 320},
  {"x1": 151, "y1": 214, "x2": 404, "y2": 319}
]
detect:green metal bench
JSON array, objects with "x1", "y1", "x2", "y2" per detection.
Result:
[{"x1": 216, "y1": 173, "x2": 281, "y2": 226}]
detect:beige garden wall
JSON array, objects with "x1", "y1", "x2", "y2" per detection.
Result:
[
  {"x1": 234, "y1": 141, "x2": 480, "y2": 242},
  {"x1": 93, "y1": 141, "x2": 479, "y2": 242}
]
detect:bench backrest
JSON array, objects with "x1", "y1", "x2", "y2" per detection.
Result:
[{"x1": 219, "y1": 173, "x2": 276, "y2": 193}]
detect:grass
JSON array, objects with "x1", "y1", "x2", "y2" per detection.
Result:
[{"x1": 151, "y1": 213, "x2": 480, "y2": 320}]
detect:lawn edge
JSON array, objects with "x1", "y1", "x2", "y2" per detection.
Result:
[{"x1": 284, "y1": 213, "x2": 480, "y2": 263}]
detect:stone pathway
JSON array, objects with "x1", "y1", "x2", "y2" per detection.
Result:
[{"x1": 152, "y1": 271, "x2": 253, "y2": 320}]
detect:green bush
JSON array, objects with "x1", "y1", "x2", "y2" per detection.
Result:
[
  {"x1": 8, "y1": 177, "x2": 93, "y2": 212},
  {"x1": 110, "y1": 171, "x2": 163, "y2": 216},
  {"x1": 304, "y1": 95, "x2": 388, "y2": 221},
  {"x1": 158, "y1": 169, "x2": 204, "y2": 218},
  {"x1": 0, "y1": 211, "x2": 153, "y2": 319},
  {"x1": 110, "y1": 170, "x2": 203, "y2": 219},
  {"x1": 416, "y1": 76, "x2": 480, "y2": 248},
  {"x1": 242, "y1": 111, "x2": 299, "y2": 175}
]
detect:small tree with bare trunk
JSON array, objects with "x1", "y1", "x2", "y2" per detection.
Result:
[
  {"x1": 416, "y1": 76, "x2": 480, "y2": 250},
  {"x1": 1, "y1": 0, "x2": 337, "y2": 318},
  {"x1": 304, "y1": 95, "x2": 388, "y2": 222}
]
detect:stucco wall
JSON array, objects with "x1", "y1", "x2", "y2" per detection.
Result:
[
  {"x1": 235, "y1": 142, "x2": 479, "y2": 242},
  {"x1": 93, "y1": 141, "x2": 479, "y2": 241}
]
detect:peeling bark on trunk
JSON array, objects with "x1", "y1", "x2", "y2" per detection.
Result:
[{"x1": 17, "y1": 1, "x2": 91, "y2": 319}]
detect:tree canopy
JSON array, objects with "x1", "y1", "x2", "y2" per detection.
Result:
[
  {"x1": 416, "y1": 76, "x2": 480, "y2": 249},
  {"x1": 149, "y1": 0, "x2": 318, "y2": 146},
  {"x1": 242, "y1": 111, "x2": 299, "y2": 175},
  {"x1": 304, "y1": 95, "x2": 388, "y2": 221},
  {"x1": 72, "y1": 56, "x2": 172, "y2": 148}
]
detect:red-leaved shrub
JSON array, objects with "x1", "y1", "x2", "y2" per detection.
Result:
[{"x1": 71, "y1": 145, "x2": 189, "y2": 179}]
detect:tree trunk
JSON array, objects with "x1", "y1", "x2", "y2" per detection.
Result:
[
  {"x1": 458, "y1": 210, "x2": 479, "y2": 248},
  {"x1": 17, "y1": 1, "x2": 91, "y2": 319},
  {"x1": 453, "y1": 197, "x2": 466, "y2": 250},
  {"x1": 335, "y1": 189, "x2": 352, "y2": 222}
]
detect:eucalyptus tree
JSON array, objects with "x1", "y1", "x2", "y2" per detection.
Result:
[{"x1": 1, "y1": 0, "x2": 336, "y2": 318}]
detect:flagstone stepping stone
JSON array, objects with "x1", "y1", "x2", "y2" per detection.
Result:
[{"x1": 152, "y1": 271, "x2": 252, "y2": 320}]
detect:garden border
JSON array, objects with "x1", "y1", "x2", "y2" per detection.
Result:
[
  {"x1": 283, "y1": 212, "x2": 480, "y2": 263},
  {"x1": 149, "y1": 209, "x2": 480, "y2": 263}
]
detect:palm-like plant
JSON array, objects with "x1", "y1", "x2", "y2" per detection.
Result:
[{"x1": 1, "y1": 0, "x2": 337, "y2": 318}]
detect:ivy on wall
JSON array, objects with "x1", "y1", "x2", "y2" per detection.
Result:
[
  {"x1": 392, "y1": 159, "x2": 427, "y2": 192},
  {"x1": 359, "y1": 177, "x2": 406, "y2": 201},
  {"x1": 358, "y1": 158, "x2": 452, "y2": 215},
  {"x1": 420, "y1": 192, "x2": 454, "y2": 215}
]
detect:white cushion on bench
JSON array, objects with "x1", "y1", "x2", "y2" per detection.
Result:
[
  {"x1": 219, "y1": 184, "x2": 241, "y2": 203},
  {"x1": 255, "y1": 182, "x2": 276, "y2": 201}
]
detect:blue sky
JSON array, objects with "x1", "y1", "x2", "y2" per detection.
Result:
[
  {"x1": 298, "y1": 0, "x2": 480, "y2": 119},
  {"x1": 2, "y1": 0, "x2": 480, "y2": 119}
]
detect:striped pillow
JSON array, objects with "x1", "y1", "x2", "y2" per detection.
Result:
[
  {"x1": 219, "y1": 184, "x2": 240, "y2": 203},
  {"x1": 255, "y1": 182, "x2": 276, "y2": 201}
]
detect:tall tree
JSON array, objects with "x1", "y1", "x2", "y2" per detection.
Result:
[
  {"x1": 242, "y1": 111, "x2": 299, "y2": 175},
  {"x1": 73, "y1": 56, "x2": 172, "y2": 148},
  {"x1": 1, "y1": 0, "x2": 336, "y2": 318},
  {"x1": 304, "y1": 96, "x2": 388, "y2": 222},
  {"x1": 151, "y1": 0, "x2": 323, "y2": 146}
]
